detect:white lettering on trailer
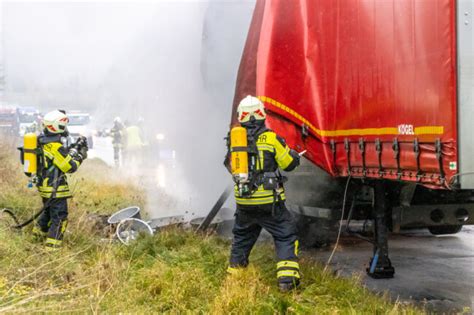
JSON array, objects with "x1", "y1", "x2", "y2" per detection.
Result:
[{"x1": 398, "y1": 124, "x2": 414, "y2": 135}]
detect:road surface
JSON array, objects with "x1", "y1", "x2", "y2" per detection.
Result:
[{"x1": 312, "y1": 227, "x2": 474, "y2": 312}]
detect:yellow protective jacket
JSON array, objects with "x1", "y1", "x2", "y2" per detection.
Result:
[
  {"x1": 37, "y1": 135, "x2": 81, "y2": 199},
  {"x1": 232, "y1": 129, "x2": 300, "y2": 206},
  {"x1": 125, "y1": 126, "x2": 144, "y2": 150}
]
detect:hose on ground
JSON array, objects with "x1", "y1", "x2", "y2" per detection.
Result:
[
  {"x1": 323, "y1": 176, "x2": 351, "y2": 273},
  {"x1": 1, "y1": 206, "x2": 46, "y2": 229}
]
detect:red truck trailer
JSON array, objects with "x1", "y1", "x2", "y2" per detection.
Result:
[{"x1": 232, "y1": 0, "x2": 474, "y2": 278}]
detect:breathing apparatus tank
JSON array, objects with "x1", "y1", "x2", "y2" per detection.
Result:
[
  {"x1": 230, "y1": 126, "x2": 249, "y2": 195},
  {"x1": 23, "y1": 133, "x2": 38, "y2": 177}
]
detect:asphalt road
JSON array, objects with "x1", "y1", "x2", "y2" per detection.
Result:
[
  {"x1": 312, "y1": 227, "x2": 474, "y2": 312},
  {"x1": 88, "y1": 136, "x2": 114, "y2": 165}
]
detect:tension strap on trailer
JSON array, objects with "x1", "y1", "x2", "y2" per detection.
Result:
[
  {"x1": 413, "y1": 138, "x2": 422, "y2": 182},
  {"x1": 301, "y1": 123, "x2": 309, "y2": 139},
  {"x1": 435, "y1": 139, "x2": 445, "y2": 184},
  {"x1": 359, "y1": 138, "x2": 367, "y2": 177},
  {"x1": 330, "y1": 139, "x2": 338, "y2": 175},
  {"x1": 375, "y1": 138, "x2": 383, "y2": 178},
  {"x1": 392, "y1": 138, "x2": 401, "y2": 180},
  {"x1": 322, "y1": 138, "x2": 446, "y2": 183},
  {"x1": 344, "y1": 138, "x2": 352, "y2": 176}
]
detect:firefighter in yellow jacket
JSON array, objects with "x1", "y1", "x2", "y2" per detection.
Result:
[
  {"x1": 225, "y1": 96, "x2": 301, "y2": 292},
  {"x1": 123, "y1": 121, "x2": 145, "y2": 166},
  {"x1": 32, "y1": 110, "x2": 87, "y2": 250}
]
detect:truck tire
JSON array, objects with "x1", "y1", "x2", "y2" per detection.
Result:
[{"x1": 428, "y1": 225, "x2": 463, "y2": 235}]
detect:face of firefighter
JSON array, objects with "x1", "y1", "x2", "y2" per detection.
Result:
[{"x1": 241, "y1": 116, "x2": 266, "y2": 131}]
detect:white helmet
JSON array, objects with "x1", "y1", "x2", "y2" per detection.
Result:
[
  {"x1": 237, "y1": 95, "x2": 266, "y2": 123},
  {"x1": 42, "y1": 110, "x2": 69, "y2": 134},
  {"x1": 114, "y1": 117, "x2": 122, "y2": 124}
]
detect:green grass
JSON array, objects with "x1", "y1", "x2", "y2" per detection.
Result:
[{"x1": 0, "y1": 141, "x2": 422, "y2": 313}]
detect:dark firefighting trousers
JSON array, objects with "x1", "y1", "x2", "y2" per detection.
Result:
[
  {"x1": 35, "y1": 198, "x2": 68, "y2": 249},
  {"x1": 113, "y1": 145, "x2": 121, "y2": 165},
  {"x1": 229, "y1": 202, "x2": 300, "y2": 284}
]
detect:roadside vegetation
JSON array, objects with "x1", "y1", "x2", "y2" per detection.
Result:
[{"x1": 0, "y1": 139, "x2": 421, "y2": 313}]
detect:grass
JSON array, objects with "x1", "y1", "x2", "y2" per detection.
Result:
[{"x1": 0, "y1": 140, "x2": 422, "y2": 313}]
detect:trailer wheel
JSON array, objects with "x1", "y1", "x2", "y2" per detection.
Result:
[{"x1": 428, "y1": 225, "x2": 463, "y2": 235}]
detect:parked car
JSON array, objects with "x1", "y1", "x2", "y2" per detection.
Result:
[
  {"x1": 0, "y1": 105, "x2": 18, "y2": 136},
  {"x1": 67, "y1": 111, "x2": 94, "y2": 149},
  {"x1": 16, "y1": 107, "x2": 41, "y2": 136}
]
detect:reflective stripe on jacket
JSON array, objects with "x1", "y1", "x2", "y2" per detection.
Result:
[
  {"x1": 38, "y1": 140, "x2": 81, "y2": 198},
  {"x1": 235, "y1": 130, "x2": 298, "y2": 206}
]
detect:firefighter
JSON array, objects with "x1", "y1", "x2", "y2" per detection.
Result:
[
  {"x1": 123, "y1": 120, "x2": 145, "y2": 166},
  {"x1": 110, "y1": 117, "x2": 124, "y2": 167},
  {"x1": 31, "y1": 110, "x2": 88, "y2": 250},
  {"x1": 225, "y1": 95, "x2": 301, "y2": 292}
]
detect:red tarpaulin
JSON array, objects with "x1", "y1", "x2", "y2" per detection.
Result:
[{"x1": 232, "y1": 0, "x2": 458, "y2": 189}]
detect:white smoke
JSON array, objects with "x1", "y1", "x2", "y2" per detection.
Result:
[{"x1": 3, "y1": 0, "x2": 255, "y2": 218}]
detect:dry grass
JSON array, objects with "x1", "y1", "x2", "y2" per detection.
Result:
[{"x1": 0, "y1": 139, "x2": 426, "y2": 314}]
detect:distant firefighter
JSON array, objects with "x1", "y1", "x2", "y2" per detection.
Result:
[
  {"x1": 225, "y1": 96, "x2": 301, "y2": 292},
  {"x1": 110, "y1": 117, "x2": 125, "y2": 167},
  {"x1": 123, "y1": 119, "x2": 146, "y2": 166}
]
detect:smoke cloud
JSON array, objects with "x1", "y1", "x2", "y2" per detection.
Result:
[{"x1": 2, "y1": 0, "x2": 256, "y2": 218}]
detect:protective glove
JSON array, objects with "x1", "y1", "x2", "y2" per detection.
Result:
[
  {"x1": 78, "y1": 146, "x2": 88, "y2": 161},
  {"x1": 76, "y1": 136, "x2": 89, "y2": 150},
  {"x1": 289, "y1": 149, "x2": 301, "y2": 165}
]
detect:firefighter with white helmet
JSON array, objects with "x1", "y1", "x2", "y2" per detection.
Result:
[
  {"x1": 225, "y1": 95, "x2": 301, "y2": 292},
  {"x1": 236, "y1": 95, "x2": 268, "y2": 123},
  {"x1": 31, "y1": 110, "x2": 88, "y2": 250}
]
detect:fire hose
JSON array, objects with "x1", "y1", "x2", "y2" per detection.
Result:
[
  {"x1": 0, "y1": 173, "x2": 61, "y2": 230},
  {"x1": 1, "y1": 205, "x2": 47, "y2": 229}
]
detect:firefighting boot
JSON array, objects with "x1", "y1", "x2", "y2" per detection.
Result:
[{"x1": 278, "y1": 280, "x2": 300, "y2": 293}]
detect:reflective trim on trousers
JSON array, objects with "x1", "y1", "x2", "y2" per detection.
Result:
[
  {"x1": 45, "y1": 237, "x2": 62, "y2": 247},
  {"x1": 277, "y1": 270, "x2": 300, "y2": 279},
  {"x1": 227, "y1": 266, "x2": 240, "y2": 275},
  {"x1": 277, "y1": 260, "x2": 300, "y2": 270}
]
